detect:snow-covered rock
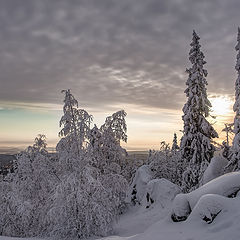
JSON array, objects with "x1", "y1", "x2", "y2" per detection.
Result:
[
  {"x1": 172, "y1": 172, "x2": 240, "y2": 221},
  {"x1": 126, "y1": 165, "x2": 153, "y2": 205},
  {"x1": 171, "y1": 193, "x2": 191, "y2": 221},
  {"x1": 142, "y1": 178, "x2": 181, "y2": 209},
  {"x1": 187, "y1": 194, "x2": 230, "y2": 223},
  {"x1": 202, "y1": 155, "x2": 228, "y2": 185}
]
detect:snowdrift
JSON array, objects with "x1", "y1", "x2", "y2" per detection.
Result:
[{"x1": 172, "y1": 171, "x2": 240, "y2": 221}]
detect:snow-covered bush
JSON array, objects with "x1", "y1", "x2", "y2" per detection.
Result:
[
  {"x1": 142, "y1": 178, "x2": 181, "y2": 209},
  {"x1": 126, "y1": 147, "x2": 181, "y2": 210},
  {"x1": 172, "y1": 172, "x2": 240, "y2": 222},
  {"x1": 202, "y1": 154, "x2": 228, "y2": 184},
  {"x1": 46, "y1": 166, "x2": 120, "y2": 239},
  {"x1": 148, "y1": 143, "x2": 183, "y2": 186},
  {"x1": 126, "y1": 165, "x2": 153, "y2": 205},
  {"x1": 148, "y1": 142, "x2": 171, "y2": 179},
  {"x1": 99, "y1": 172, "x2": 128, "y2": 214},
  {"x1": 49, "y1": 151, "x2": 128, "y2": 239}
]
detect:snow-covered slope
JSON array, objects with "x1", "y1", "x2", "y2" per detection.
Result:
[
  {"x1": 100, "y1": 200, "x2": 240, "y2": 240},
  {"x1": 100, "y1": 173, "x2": 240, "y2": 240},
  {"x1": 2, "y1": 174, "x2": 240, "y2": 240}
]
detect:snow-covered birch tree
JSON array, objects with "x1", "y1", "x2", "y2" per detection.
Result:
[
  {"x1": 226, "y1": 27, "x2": 240, "y2": 171},
  {"x1": 0, "y1": 135, "x2": 58, "y2": 237},
  {"x1": 47, "y1": 93, "x2": 128, "y2": 239},
  {"x1": 57, "y1": 89, "x2": 92, "y2": 173},
  {"x1": 180, "y1": 30, "x2": 218, "y2": 192},
  {"x1": 0, "y1": 91, "x2": 129, "y2": 239},
  {"x1": 99, "y1": 110, "x2": 128, "y2": 172},
  {"x1": 87, "y1": 111, "x2": 129, "y2": 212}
]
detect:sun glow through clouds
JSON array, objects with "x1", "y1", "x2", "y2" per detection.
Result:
[{"x1": 210, "y1": 96, "x2": 233, "y2": 116}]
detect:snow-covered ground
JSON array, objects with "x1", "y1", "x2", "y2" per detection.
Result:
[
  {"x1": 98, "y1": 173, "x2": 240, "y2": 240},
  {"x1": 2, "y1": 173, "x2": 240, "y2": 240},
  {"x1": 2, "y1": 201, "x2": 240, "y2": 240},
  {"x1": 99, "y1": 197, "x2": 240, "y2": 240}
]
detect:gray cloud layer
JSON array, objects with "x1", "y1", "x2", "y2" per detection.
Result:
[{"x1": 0, "y1": 0, "x2": 239, "y2": 110}]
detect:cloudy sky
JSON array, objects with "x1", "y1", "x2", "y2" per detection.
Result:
[{"x1": 0, "y1": 0, "x2": 239, "y2": 153}]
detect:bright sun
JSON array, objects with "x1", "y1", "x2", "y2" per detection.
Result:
[{"x1": 210, "y1": 96, "x2": 233, "y2": 116}]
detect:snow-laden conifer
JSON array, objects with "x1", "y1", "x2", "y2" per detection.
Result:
[
  {"x1": 171, "y1": 133, "x2": 179, "y2": 154},
  {"x1": 226, "y1": 28, "x2": 240, "y2": 171},
  {"x1": 180, "y1": 31, "x2": 218, "y2": 192}
]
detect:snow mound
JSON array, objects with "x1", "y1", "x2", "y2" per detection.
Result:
[
  {"x1": 125, "y1": 165, "x2": 153, "y2": 205},
  {"x1": 187, "y1": 194, "x2": 231, "y2": 223},
  {"x1": 202, "y1": 155, "x2": 228, "y2": 185},
  {"x1": 172, "y1": 171, "x2": 240, "y2": 221},
  {"x1": 128, "y1": 196, "x2": 240, "y2": 240},
  {"x1": 142, "y1": 178, "x2": 181, "y2": 209}
]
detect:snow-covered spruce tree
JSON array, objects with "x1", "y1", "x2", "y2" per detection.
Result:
[
  {"x1": 180, "y1": 31, "x2": 218, "y2": 192},
  {"x1": 0, "y1": 135, "x2": 58, "y2": 237},
  {"x1": 171, "y1": 133, "x2": 179, "y2": 154},
  {"x1": 226, "y1": 28, "x2": 240, "y2": 171}
]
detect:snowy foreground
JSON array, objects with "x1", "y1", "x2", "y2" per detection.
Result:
[
  {"x1": 1, "y1": 197, "x2": 240, "y2": 240},
  {"x1": 98, "y1": 174, "x2": 240, "y2": 240},
  {"x1": 2, "y1": 172, "x2": 240, "y2": 240}
]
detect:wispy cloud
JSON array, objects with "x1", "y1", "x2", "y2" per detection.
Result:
[{"x1": 0, "y1": 101, "x2": 62, "y2": 111}]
